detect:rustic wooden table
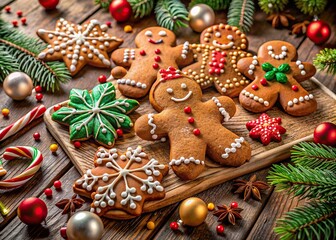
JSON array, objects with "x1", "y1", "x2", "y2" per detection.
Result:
[{"x1": 0, "y1": 1, "x2": 335, "y2": 239}]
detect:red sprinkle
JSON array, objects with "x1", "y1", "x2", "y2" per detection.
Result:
[
  {"x1": 140, "y1": 50, "x2": 146, "y2": 56},
  {"x1": 53, "y1": 104, "x2": 62, "y2": 112},
  {"x1": 12, "y1": 20, "x2": 18, "y2": 27},
  {"x1": 116, "y1": 129, "x2": 123, "y2": 137},
  {"x1": 230, "y1": 201, "x2": 238, "y2": 209},
  {"x1": 154, "y1": 56, "x2": 161, "y2": 62},
  {"x1": 251, "y1": 84, "x2": 259, "y2": 90},
  {"x1": 184, "y1": 106, "x2": 191, "y2": 114},
  {"x1": 74, "y1": 141, "x2": 81, "y2": 148},
  {"x1": 98, "y1": 75, "x2": 107, "y2": 84},
  {"x1": 152, "y1": 63, "x2": 159, "y2": 69},
  {"x1": 54, "y1": 180, "x2": 62, "y2": 189},
  {"x1": 17, "y1": 10, "x2": 23, "y2": 17},
  {"x1": 35, "y1": 85, "x2": 42, "y2": 93},
  {"x1": 33, "y1": 132, "x2": 41, "y2": 141},
  {"x1": 193, "y1": 128, "x2": 201, "y2": 136},
  {"x1": 170, "y1": 222, "x2": 179, "y2": 231},
  {"x1": 105, "y1": 21, "x2": 112, "y2": 28},
  {"x1": 292, "y1": 85, "x2": 299, "y2": 91},
  {"x1": 21, "y1": 17, "x2": 27, "y2": 25},
  {"x1": 5, "y1": 6, "x2": 11, "y2": 13},
  {"x1": 260, "y1": 78, "x2": 267, "y2": 86},
  {"x1": 155, "y1": 49, "x2": 161, "y2": 54},
  {"x1": 44, "y1": 188, "x2": 53, "y2": 197},
  {"x1": 216, "y1": 224, "x2": 225, "y2": 234},
  {"x1": 188, "y1": 117, "x2": 194, "y2": 123},
  {"x1": 36, "y1": 93, "x2": 43, "y2": 101}
]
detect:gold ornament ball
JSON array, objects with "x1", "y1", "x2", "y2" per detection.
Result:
[
  {"x1": 179, "y1": 197, "x2": 208, "y2": 226},
  {"x1": 3, "y1": 72, "x2": 33, "y2": 101},
  {"x1": 188, "y1": 4, "x2": 215, "y2": 33}
]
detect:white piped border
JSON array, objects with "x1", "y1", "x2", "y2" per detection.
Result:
[
  {"x1": 221, "y1": 137, "x2": 244, "y2": 159},
  {"x1": 117, "y1": 78, "x2": 147, "y2": 89},
  {"x1": 241, "y1": 89, "x2": 269, "y2": 106},
  {"x1": 169, "y1": 157, "x2": 205, "y2": 166},
  {"x1": 147, "y1": 114, "x2": 166, "y2": 142},
  {"x1": 212, "y1": 97, "x2": 230, "y2": 122}
]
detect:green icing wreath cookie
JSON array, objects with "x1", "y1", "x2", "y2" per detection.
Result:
[{"x1": 52, "y1": 82, "x2": 139, "y2": 147}]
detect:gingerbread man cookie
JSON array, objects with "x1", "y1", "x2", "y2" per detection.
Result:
[
  {"x1": 135, "y1": 67, "x2": 251, "y2": 180},
  {"x1": 37, "y1": 18, "x2": 123, "y2": 76},
  {"x1": 74, "y1": 146, "x2": 168, "y2": 219},
  {"x1": 111, "y1": 27, "x2": 194, "y2": 98},
  {"x1": 182, "y1": 24, "x2": 252, "y2": 98},
  {"x1": 237, "y1": 40, "x2": 317, "y2": 116}
]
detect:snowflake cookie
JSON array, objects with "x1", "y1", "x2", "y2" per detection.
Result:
[
  {"x1": 52, "y1": 82, "x2": 139, "y2": 147},
  {"x1": 37, "y1": 18, "x2": 123, "y2": 75},
  {"x1": 73, "y1": 146, "x2": 168, "y2": 219}
]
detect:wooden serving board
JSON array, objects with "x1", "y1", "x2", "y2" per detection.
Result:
[{"x1": 44, "y1": 77, "x2": 336, "y2": 214}]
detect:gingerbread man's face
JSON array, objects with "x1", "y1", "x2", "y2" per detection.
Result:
[
  {"x1": 200, "y1": 24, "x2": 248, "y2": 50},
  {"x1": 135, "y1": 27, "x2": 176, "y2": 47}
]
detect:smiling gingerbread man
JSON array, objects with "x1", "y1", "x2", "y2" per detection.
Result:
[
  {"x1": 111, "y1": 27, "x2": 194, "y2": 98},
  {"x1": 182, "y1": 24, "x2": 252, "y2": 97},
  {"x1": 135, "y1": 67, "x2": 251, "y2": 180}
]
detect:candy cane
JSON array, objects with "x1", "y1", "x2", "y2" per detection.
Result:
[{"x1": 0, "y1": 146, "x2": 43, "y2": 191}]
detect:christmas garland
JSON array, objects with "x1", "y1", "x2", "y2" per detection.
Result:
[
  {"x1": 0, "y1": 18, "x2": 70, "y2": 92},
  {"x1": 228, "y1": 0, "x2": 255, "y2": 33}
]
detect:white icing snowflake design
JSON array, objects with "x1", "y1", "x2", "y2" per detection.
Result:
[{"x1": 75, "y1": 146, "x2": 167, "y2": 216}]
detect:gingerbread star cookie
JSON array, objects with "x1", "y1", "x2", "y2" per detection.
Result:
[
  {"x1": 37, "y1": 18, "x2": 123, "y2": 75},
  {"x1": 74, "y1": 146, "x2": 168, "y2": 219},
  {"x1": 237, "y1": 40, "x2": 317, "y2": 116},
  {"x1": 183, "y1": 24, "x2": 252, "y2": 98}
]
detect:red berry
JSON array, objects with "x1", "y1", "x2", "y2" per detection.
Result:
[
  {"x1": 5, "y1": 6, "x2": 11, "y2": 13},
  {"x1": 260, "y1": 78, "x2": 267, "y2": 86},
  {"x1": 44, "y1": 188, "x2": 53, "y2": 197},
  {"x1": 21, "y1": 17, "x2": 27, "y2": 25},
  {"x1": 170, "y1": 221, "x2": 179, "y2": 231},
  {"x1": 140, "y1": 50, "x2": 146, "y2": 56},
  {"x1": 12, "y1": 20, "x2": 18, "y2": 27},
  {"x1": 230, "y1": 201, "x2": 238, "y2": 209},
  {"x1": 154, "y1": 56, "x2": 161, "y2": 62},
  {"x1": 33, "y1": 132, "x2": 41, "y2": 141},
  {"x1": 116, "y1": 128, "x2": 123, "y2": 137},
  {"x1": 152, "y1": 63, "x2": 159, "y2": 69},
  {"x1": 251, "y1": 84, "x2": 259, "y2": 90},
  {"x1": 74, "y1": 141, "x2": 81, "y2": 148},
  {"x1": 155, "y1": 49, "x2": 161, "y2": 54},
  {"x1": 35, "y1": 85, "x2": 42, "y2": 93},
  {"x1": 98, "y1": 75, "x2": 107, "y2": 83},
  {"x1": 216, "y1": 224, "x2": 225, "y2": 234},
  {"x1": 54, "y1": 180, "x2": 62, "y2": 189},
  {"x1": 36, "y1": 93, "x2": 43, "y2": 101},
  {"x1": 17, "y1": 10, "x2": 23, "y2": 17},
  {"x1": 292, "y1": 85, "x2": 299, "y2": 91},
  {"x1": 184, "y1": 106, "x2": 191, "y2": 114},
  {"x1": 53, "y1": 104, "x2": 62, "y2": 112},
  {"x1": 188, "y1": 117, "x2": 194, "y2": 124},
  {"x1": 105, "y1": 21, "x2": 112, "y2": 27},
  {"x1": 193, "y1": 128, "x2": 201, "y2": 136},
  {"x1": 60, "y1": 227, "x2": 67, "y2": 239}
]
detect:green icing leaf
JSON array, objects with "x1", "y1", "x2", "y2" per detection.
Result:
[
  {"x1": 278, "y1": 63, "x2": 290, "y2": 73},
  {"x1": 105, "y1": 99, "x2": 140, "y2": 114},
  {"x1": 262, "y1": 62, "x2": 290, "y2": 84},
  {"x1": 265, "y1": 71, "x2": 276, "y2": 81},
  {"x1": 91, "y1": 82, "x2": 116, "y2": 107},
  {"x1": 93, "y1": 115, "x2": 117, "y2": 147},
  {"x1": 69, "y1": 114, "x2": 94, "y2": 141},
  {"x1": 275, "y1": 72, "x2": 288, "y2": 83},
  {"x1": 69, "y1": 89, "x2": 93, "y2": 110},
  {"x1": 52, "y1": 107, "x2": 79, "y2": 124},
  {"x1": 262, "y1": 62, "x2": 274, "y2": 72}
]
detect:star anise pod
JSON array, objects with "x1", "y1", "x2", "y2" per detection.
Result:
[
  {"x1": 233, "y1": 175, "x2": 269, "y2": 201},
  {"x1": 55, "y1": 194, "x2": 85, "y2": 215},
  {"x1": 213, "y1": 204, "x2": 243, "y2": 225},
  {"x1": 266, "y1": 12, "x2": 295, "y2": 28},
  {"x1": 291, "y1": 21, "x2": 310, "y2": 35}
]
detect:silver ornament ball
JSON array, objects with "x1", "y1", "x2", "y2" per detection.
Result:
[
  {"x1": 188, "y1": 4, "x2": 215, "y2": 33},
  {"x1": 67, "y1": 211, "x2": 104, "y2": 240},
  {"x1": 3, "y1": 72, "x2": 33, "y2": 101}
]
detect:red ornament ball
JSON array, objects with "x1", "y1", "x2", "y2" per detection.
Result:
[
  {"x1": 216, "y1": 224, "x2": 225, "y2": 234},
  {"x1": 230, "y1": 201, "x2": 238, "y2": 209},
  {"x1": 116, "y1": 128, "x2": 123, "y2": 137},
  {"x1": 170, "y1": 221, "x2": 179, "y2": 231},
  {"x1": 109, "y1": 0, "x2": 132, "y2": 22},
  {"x1": 38, "y1": 0, "x2": 59, "y2": 9},
  {"x1": 60, "y1": 227, "x2": 67, "y2": 239},
  {"x1": 44, "y1": 188, "x2": 53, "y2": 197},
  {"x1": 17, "y1": 198, "x2": 48, "y2": 225},
  {"x1": 21, "y1": 17, "x2": 27, "y2": 25},
  {"x1": 98, "y1": 75, "x2": 107, "y2": 84},
  {"x1": 313, "y1": 122, "x2": 336, "y2": 146},
  {"x1": 74, "y1": 141, "x2": 81, "y2": 148},
  {"x1": 307, "y1": 20, "x2": 331, "y2": 45},
  {"x1": 53, "y1": 104, "x2": 62, "y2": 112},
  {"x1": 33, "y1": 132, "x2": 41, "y2": 141},
  {"x1": 36, "y1": 93, "x2": 43, "y2": 101},
  {"x1": 35, "y1": 85, "x2": 42, "y2": 93},
  {"x1": 54, "y1": 180, "x2": 62, "y2": 189}
]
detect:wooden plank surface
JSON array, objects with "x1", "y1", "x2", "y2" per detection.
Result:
[{"x1": 0, "y1": 0, "x2": 335, "y2": 239}]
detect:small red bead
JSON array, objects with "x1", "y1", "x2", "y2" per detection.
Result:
[
  {"x1": 155, "y1": 49, "x2": 161, "y2": 54},
  {"x1": 218, "y1": 63, "x2": 224, "y2": 68},
  {"x1": 184, "y1": 106, "x2": 191, "y2": 114},
  {"x1": 215, "y1": 69, "x2": 221, "y2": 74},
  {"x1": 17, "y1": 10, "x2": 23, "y2": 17},
  {"x1": 98, "y1": 75, "x2": 107, "y2": 83},
  {"x1": 152, "y1": 63, "x2": 159, "y2": 69},
  {"x1": 251, "y1": 84, "x2": 259, "y2": 90},
  {"x1": 5, "y1": 6, "x2": 11, "y2": 13},
  {"x1": 54, "y1": 180, "x2": 62, "y2": 189},
  {"x1": 60, "y1": 227, "x2": 67, "y2": 239},
  {"x1": 193, "y1": 128, "x2": 201, "y2": 136},
  {"x1": 116, "y1": 128, "x2": 123, "y2": 137},
  {"x1": 292, "y1": 85, "x2": 299, "y2": 91},
  {"x1": 154, "y1": 56, "x2": 161, "y2": 62},
  {"x1": 53, "y1": 104, "x2": 62, "y2": 112},
  {"x1": 44, "y1": 188, "x2": 53, "y2": 197},
  {"x1": 209, "y1": 68, "x2": 215, "y2": 75},
  {"x1": 170, "y1": 222, "x2": 179, "y2": 231},
  {"x1": 260, "y1": 78, "x2": 267, "y2": 86},
  {"x1": 12, "y1": 20, "x2": 18, "y2": 27},
  {"x1": 36, "y1": 93, "x2": 43, "y2": 101},
  {"x1": 230, "y1": 201, "x2": 238, "y2": 209},
  {"x1": 105, "y1": 21, "x2": 112, "y2": 27},
  {"x1": 33, "y1": 132, "x2": 41, "y2": 141},
  {"x1": 140, "y1": 50, "x2": 146, "y2": 56},
  {"x1": 21, "y1": 17, "x2": 27, "y2": 25},
  {"x1": 35, "y1": 85, "x2": 42, "y2": 93},
  {"x1": 216, "y1": 224, "x2": 225, "y2": 234},
  {"x1": 188, "y1": 117, "x2": 194, "y2": 123},
  {"x1": 74, "y1": 141, "x2": 81, "y2": 148}
]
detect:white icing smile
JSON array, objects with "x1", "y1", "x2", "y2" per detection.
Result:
[
  {"x1": 171, "y1": 91, "x2": 192, "y2": 102},
  {"x1": 212, "y1": 40, "x2": 234, "y2": 49},
  {"x1": 148, "y1": 38, "x2": 163, "y2": 44}
]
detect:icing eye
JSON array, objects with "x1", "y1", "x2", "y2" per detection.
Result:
[
  {"x1": 166, "y1": 88, "x2": 173, "y2": 93},
  {"x1": 215, "y1": 32, "x2": 221, "y2": 38},
  {"x1": 158, "y1": 30, "x2": 167, "y2": 37},
  {"x1": 181, "y1": 83, "x2": 187, "y2": 89},
  {"x1": 145, "y1": 30, "x2": 153, "y2": 37},
  {"x1": 227, "y1": 35, "x2": 233, "y2": 40}
]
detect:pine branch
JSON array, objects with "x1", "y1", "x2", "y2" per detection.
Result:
[
  {"x1": 128, "y1": 0, "x2": 154, "y2": 18},
  {"x1": 294, "y1": 0, "x2": 328, "y2": 16},
  {"x1": 227, "y1": 0, "x2": 255, "y2": 33},
  {"x1": 314, "y1": 48, "x2": 336, "y2": 75},
  {"x1": 0, "y1": 45, "x2": 18, "y2": 81},
  {"x1": 275, "y1": 201, "x2": 336, "y2": 240},
  {"x1": 188, "y1": 0, "x2": 230, "y2": 10},
  {"x1": 268, "y1": 164, "x2": 336, "y2": 201},
  {"x1": 94, "y1": 0, "x2": 112, "y2": 9},
  {"x1": 291, "y1": 142, "x2": 336, "y2": 172},
  {"x1": 258, "y1": 0, "x2": 289, "y2": 14},
  {"x1": 155, "y1": 0, "x2": 189, "y2": 31},
  {"x1": 0, "y1": 18, "x2": 70, "y2": 92}
]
